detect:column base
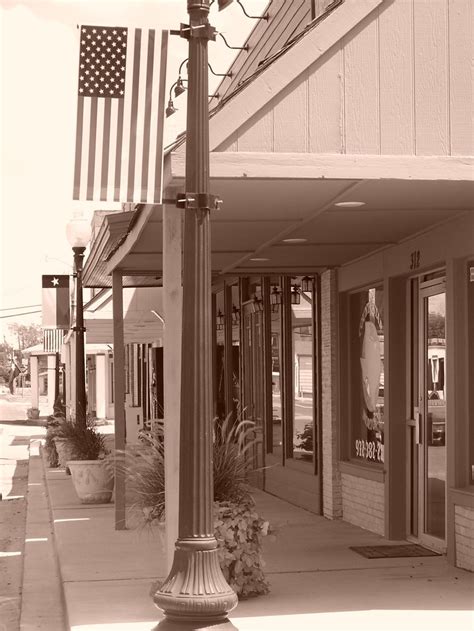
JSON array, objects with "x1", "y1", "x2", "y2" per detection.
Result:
[
  {"x1": 153, "y1": 539, "x2": 238, "y2": 624},
  {"x1": 153, "y1": 620, "x2": 238, "y2": 631}
]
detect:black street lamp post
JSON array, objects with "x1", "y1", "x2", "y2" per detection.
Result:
[
  {"x1": 66, "y1": 214, "x2": 91, "y2": 428},
  {"x1": 153, "y1": 0, "x2": 238, "y2": 625}
]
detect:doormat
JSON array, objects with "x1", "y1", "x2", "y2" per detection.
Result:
[{"x1": 349, "y1": 544, "x2": 441, "y2": 559}]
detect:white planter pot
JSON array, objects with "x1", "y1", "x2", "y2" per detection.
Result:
[{"x1": 67, "y1": 460, "x2": 114, "y2": 504}]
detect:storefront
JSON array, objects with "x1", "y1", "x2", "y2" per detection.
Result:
[
  {"x1": 212, "y1": 275, "x2": 321, "y2": 512},
  {"x1": 337, "y1": 213, "x2": 474, "y2": 568}
]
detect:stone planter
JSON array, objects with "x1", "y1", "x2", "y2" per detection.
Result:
[
  {"x1": 27, "y1": 407, "x2": 40, "y2": 420},
  {"x1": 67, "y1": 460, "x2": 114, "y2": 504},
  {"x1": 54, "y1": 438, "x2": 76, "y2": 473}
]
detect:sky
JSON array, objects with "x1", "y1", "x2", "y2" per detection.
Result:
[{"x1": 0, "y1": 0, "x2": 267, "y2": 345}]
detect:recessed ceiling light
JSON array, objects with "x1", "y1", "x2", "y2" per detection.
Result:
[
  {"x1": 282, "y1": 238, "x2": 308, "y2": 243},
  {"x1": 334, "y1": 201, "x2": 366, "y2": 208},
  {"x1": 250, "y1": 257, "x2": 269, "y2": 262}
]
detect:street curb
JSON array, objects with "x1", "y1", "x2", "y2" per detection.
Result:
[{"x1": 19, "y1": 440, "x2": 68, "y2": 631}]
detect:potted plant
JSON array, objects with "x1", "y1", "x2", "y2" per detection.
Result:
[
  {"x1": 43, "y1": 416, "x2": 73, "y2": 470},
  {"x1": 125, "y1": 415, "x2": 273, "y2": 599},
  {"x1": 61, "y1": 419, "x2": 114, "y2": 504},
  {"x1": 26, "y1": 407, "x2": 40, "y2": 420}
]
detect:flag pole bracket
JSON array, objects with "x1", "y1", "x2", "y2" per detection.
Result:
[
  {"x1": 170, "y1": 22, "x2": 216, "y2": 42},
  {"x1": 176, "y1": 192, "x2": 222, "y2": 211}
]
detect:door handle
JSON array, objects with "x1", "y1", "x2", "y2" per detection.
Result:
[{"x1": 407, "y1": 407, "x2": 422, "y2": 445}]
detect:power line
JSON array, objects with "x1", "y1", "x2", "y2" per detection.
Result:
[
  {"x1": 0, "y1": 304, "x2": 41, "y2": 312},
  {"x1": 0, "y1": 310, "x2": 42, "y2": 319}
]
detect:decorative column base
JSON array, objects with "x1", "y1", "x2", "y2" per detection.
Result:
[{"x1": 153, "y1": 539, "x2": 238, "y2": 623}]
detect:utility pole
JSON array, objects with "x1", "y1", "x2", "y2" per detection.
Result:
[{"x1": 153, "y1": 0, "x2": 238, "y2": 626}]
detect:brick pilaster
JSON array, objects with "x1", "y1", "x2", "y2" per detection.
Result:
[{"x1": 321, "y1": 269, "x2": 342, "y2": 519}]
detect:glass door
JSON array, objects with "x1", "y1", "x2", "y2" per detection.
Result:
[
  {"x1": 242, "y1": 300, "x2": 265, "y2": 485},
  {"x1": 416, "y1": 280, "x2": 447, "y2": 549}
]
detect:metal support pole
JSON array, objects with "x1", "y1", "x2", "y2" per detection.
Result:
[
  {"x1": 73, "y1": 246, "x2": 87, "y2": 428},
  {"x1": 153, "y1": 0, "x2": 238, "y2": 625}
]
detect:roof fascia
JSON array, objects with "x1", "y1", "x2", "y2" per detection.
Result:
[
  {"x1": 104, "y1": 204, "x2": 157, "y2": 275},
  {"x1": 170, "y1": 152, "x2": 474, "y2": 182},
  {"x1": 208, "y1": 0, "x2": 386, "y2": 152},
  {"x1": 83, "y1": 288, "x2": 113, "y2": 313},
  {"x1": 82, "y1": 217, "x2": 110, "y2": 283},
  {"x1": 82, "y1": 212, "x2": 132, "y2": 284}
]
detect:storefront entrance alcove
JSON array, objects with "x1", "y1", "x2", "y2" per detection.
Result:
[
  {"x1": 213, "y1": 276, "x2": 321, "y2": 514},
  {"x1": 408, "y1": 273, "x2": 447, "y2": 552}
]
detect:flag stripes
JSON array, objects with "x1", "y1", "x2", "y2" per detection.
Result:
[
  {"x1": 73, "y1": 26, "x2": 167, "y2": 204},
  {"x1": 43, "y1": 329, "x2": 66, "y2": 353}
]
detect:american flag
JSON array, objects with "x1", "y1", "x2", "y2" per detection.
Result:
[{"x1": 73, "y1": 25, "x2": 168, "y2": 203}]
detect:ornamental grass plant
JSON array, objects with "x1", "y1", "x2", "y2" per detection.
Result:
[
  {"x1": 123, "y1": 414, "x2": 273, "y2": 599},
  {"x1": 59, "y1": 416, "x2": 108, "y2": 461}
]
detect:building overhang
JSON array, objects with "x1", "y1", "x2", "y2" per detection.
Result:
[{"x1": 93, "y1": 151, "x2": 474, "y2": 283}]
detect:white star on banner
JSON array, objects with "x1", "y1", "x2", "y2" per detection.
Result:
[{"x1": 51, "y1": 277, "x2": 59, "y2": 286}]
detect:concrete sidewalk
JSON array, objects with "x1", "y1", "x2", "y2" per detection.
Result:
[{"x1": 22, "y1": 447, "x2": 474, "y2": 631}]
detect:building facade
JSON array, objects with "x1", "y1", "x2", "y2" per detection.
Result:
[{"x1": 80, "y1": 0, "x2": 474, "y2": 570}]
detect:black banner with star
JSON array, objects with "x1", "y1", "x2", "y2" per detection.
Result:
[{"x1": 42, "y1": 275, "x2": 70, "y2": 329}]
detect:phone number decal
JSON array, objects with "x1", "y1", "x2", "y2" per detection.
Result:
[{"x1": 355, "y1": 439, "x2": 384, "y2": 463}]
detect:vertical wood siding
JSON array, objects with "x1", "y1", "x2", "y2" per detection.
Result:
[
  {"x1": 225, "y1": 0, "x2": 472, "y2": 157},
  {"x1": 448, "y1": 0, "x2": 473, "y2": 155}
]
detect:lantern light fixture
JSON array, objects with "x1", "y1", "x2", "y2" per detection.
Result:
[
  {"x1": 291, "y1": 283, "x2": 301, "y2": 305},
  {"x1": 216, "y1": 309, "x2": 225, "y2": 330},
  {"x1": 301, "y1": 276, "x2": 313, "y2": 293},
  {"x1": 270, "y1": 286, "x2": 281, "y2": 313},
  {"x1": 252, "y1": 294, "x2": 264, "y2": 312},
  {"x1": 231, "y1": 304, "x2": 240, "y2": 325}
]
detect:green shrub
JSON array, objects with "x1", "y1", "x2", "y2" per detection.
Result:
[{"x1": 214, "y1": 499, "x2": 271, "y2": 599}]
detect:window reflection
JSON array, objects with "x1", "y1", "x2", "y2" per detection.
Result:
[
  {"x1": 271, "y1": 281, "x2": 282, "y2": 457},
  {"x1": 215, "y1": 290, "x2": 226, "y2": 421},
  {"x1": 231, "y1": 284, "x2": 240, "y2": 419}
]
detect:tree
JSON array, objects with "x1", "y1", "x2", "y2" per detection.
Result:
[
  {"x1": 0, "y1": 341, "x2": 13, "y2": 383},
  {"x1": 8, "y1": 323, "x2": 43, "y2": 352}
]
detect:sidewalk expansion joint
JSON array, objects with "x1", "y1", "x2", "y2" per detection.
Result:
[
  {"x1": 63, "y1": 575, "x2": 165, "y2": 584},
  {"x1": 266, "y1": 565, "x2": 430, "y2": 575}
]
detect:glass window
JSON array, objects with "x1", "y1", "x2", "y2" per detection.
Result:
[
  {"x1": 270, "y1": 280, "x2": 282, "y2": 457},
  {"x1": 291, "y1": 276, "x2": 315, "y2": 461},
  {"x1": 231, "y1": 284, "x2": 241, "y2": 420},
  {"x1": 350, "y1": 287, "x2": 385, "y2": 464},
  {"x1": 215, "y1": 290, "x2": 226, "y2": 421}
]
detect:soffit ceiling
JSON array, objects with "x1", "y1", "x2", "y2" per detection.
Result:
[{"x1": 95, "y1": 176, "x2": 473, "y2": 284}]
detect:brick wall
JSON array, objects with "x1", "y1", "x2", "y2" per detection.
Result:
[
  {"x1": 455, "y1": 505, "x2": 474, "y2": 572},
  {"x1": 321, "y1": 269, "x2": 342, "y2": 519},
  {"x1": 342, "y1": 473, "x2": 385, "y2": 536}
]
